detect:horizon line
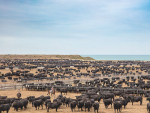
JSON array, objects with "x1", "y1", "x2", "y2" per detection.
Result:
[{"x1": 0, "y1": 54, "x2": 150, "y2": 55}]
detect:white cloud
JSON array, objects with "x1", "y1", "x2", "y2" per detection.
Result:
[{"x1": 0, "y1": 0, "x2": 150, "y2": 54}]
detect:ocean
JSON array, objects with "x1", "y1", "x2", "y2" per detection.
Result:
[{"x1": 81, "y1": 55, "x2": 150, "y2": 61}]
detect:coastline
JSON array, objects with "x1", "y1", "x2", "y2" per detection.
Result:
[{"x1": 81, "y1": 55, "x2": 150, "y2": 61}]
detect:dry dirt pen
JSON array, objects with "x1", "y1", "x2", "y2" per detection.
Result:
[{"x1": 0, "y1": 89, "x2": 149, "y2": 113}]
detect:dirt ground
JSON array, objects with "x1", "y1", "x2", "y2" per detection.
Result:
[{"x1": 0, "y1": 89, "x2": 148, "y2": 113}]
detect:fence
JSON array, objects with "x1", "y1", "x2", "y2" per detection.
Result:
[
  {"x1": 0, "y1": 74, "x2": 148, "y2": 91},
  {"x1": 0, "y1": 84, "x2": 23, "y2": 90}
]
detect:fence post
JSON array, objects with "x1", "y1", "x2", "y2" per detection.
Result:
[{"x1": 22, "y1": 83, "x2": 23, "y2": 90}]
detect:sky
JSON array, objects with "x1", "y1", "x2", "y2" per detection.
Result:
[{"x1": 0, "y1": 0, "x2": 150, "y2": 55}]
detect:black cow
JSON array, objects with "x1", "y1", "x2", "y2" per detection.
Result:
[
  {"x1": 84, "y1": 101, "x2": 91, "y2": 112},
  {"x1": 47, "y1": 102, "x2": 60, "y2": 112},
  {"x1": 45, "y1": 99, "x2": 51, "y2": 108},
  {"x1": 60, "y1": 88, "x2": 67, "y2": 95},
  {"x1": 12, "y1": 100, "x2": 24, "y2": 111},
  {"x1": 77, "y1": 101, "x2": 84, "y2": 111},
  {"x1": 0, "y1": 96, "x2": 7, "y2": 99},
  {"x1": 0, "y1": 104, "x2": 11, "y2": 113},
  {"x1": 103, "y1": 93, "x2": 114, "y2": 101},
  {"x1": 31, "y1": 97, "x2": 42, "y2": 106},
  {"x1": 58, "y1": 96, "x2": 66, "y2": 105},
  {"x1": 131, "y1": 96, "x2": 142, "y2": 105},
  {"x1": 147, "y1": 103, "x2": 150, "y2": 113},
  {"x1": 147, "y1": 97, "x2": 150, "y2": 102},
  {"x1": 53, "y1": 99, "x2": 62, "y2": 108},
  {"x1": 90, "y1": 99, "x2": 95, "y2": 106},
  {"x1": 27, "y1": 96, "x2": 35, "y2": 103},
  {"x1": 20, "y1": 99, "x2": 28, "y2": 109},
  {"x1": 91, "y1": 95, "x2": 101, "y2": 102},
  {"x1": 0, "y1": 100, "x2": 8, "y2": 105},
  {"x1": 70, "y1": 101, "x2": 77, "y2": 112},
  {"x1": 114, "y1": 101, "x2": 122, "y2": 113},
  {"x1": 65, "y1": 98, "x2": 71, "y2": 107},
  {"x1": 32, "y1": 99, "x2": 43, "y2": 110},
  {"x1": 93, "y1": 102, "x2": 99, "y2": 113},
  {"x1": 103, "y1": 98, "x2": 112, "y2": 109},
  {"x1": 43, "y1": 96, "x2": 50, "y2": 101},
  {"x1": 114, "y1": 98, "x2": 129, "y2": 108}
]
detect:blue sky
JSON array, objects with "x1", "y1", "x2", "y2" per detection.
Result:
[{"x1": 0, "y1": 0, "x2": 150, "y2": 55}]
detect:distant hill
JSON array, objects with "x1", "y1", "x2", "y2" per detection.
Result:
[{"x1": 0, "y1": 55, "x2": 94, "y2": 60}]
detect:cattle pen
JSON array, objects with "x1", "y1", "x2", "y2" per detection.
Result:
[{"x1": 0, "y1": 74, "x2": 148, "y2": 91}]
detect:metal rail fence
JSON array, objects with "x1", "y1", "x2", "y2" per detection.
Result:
[{"x1": 0, "y1": 74, "x2": 148, "y2": 90}]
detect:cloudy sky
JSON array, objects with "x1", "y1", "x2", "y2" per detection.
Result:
[{"x1": 0, "y1": 0, "x2": 150, "y2": 55}]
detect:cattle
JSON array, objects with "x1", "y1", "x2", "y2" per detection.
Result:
[
  {"x1": 0, "y1": 99, "x2": 8, "y2": 105},
  {"x1": 103, "y1": 98, "x2": 113, "y2": 109},
  {"x1": 90, "y1": 99, "x2": 95, "y2": 106},
  {"x1": 47, "y1": 102, "x2": 60, "y2": 112},
  {"x1": 0, "y1": 96, "x2": 7, "y2": 99},
  {"x1": 30, "y1": 95, "x2": 45, "y2": 106},
  {"x1": 0, "y1": 104, "x2": 11, "y2": 113},
  {"x1": 93, "y1": 102, "x2": 99, "y2": 113},
  {"x1": 145, "y1": 93, "x2": 150, "y2": 97},
  {"x1": 91, "y1": 95, "x2": 101, "y2": 102},
  {"x1": 20, "y1": 99, "x2": 28, "y2": 109},
  {"x1": 103, "y1": 93, "x2": 114, "y2": 101},
  {"x1": 114, "y1": 98, "x2": 129, "y2": 108},
  {"x1": 65, "y1": 98, "x2": 71, "y2": 107},
  {"x1": 60, "y1": 88, "x2": 67, "y2": 95},
  {"x1": 147, "y1": 103, "x2": 150, "y2": 113},
  {"x1": 12, "y1": 100, "x2": 24, "y2": 111},
  {"x1": 147, "y1": 97, "x2": 150, "y2": 102},
  {"x1": 42, "y1": 96, "x2": 50, "y2": 101},
  {"x1": 45, "y1": 99, "x2": 51, "y2": 108},
  {"x1": 27, "y1": 96, "x2": 35, "y2": 103},
  {"x1": 32, "y1": 99, "x2": 43, "y2": 110},
  {"x1": 2, "y1": 59, "x2": 150, "y2": 113},
  {"x1": 84, "y1": 101, "x2": 91, "y2": 112},
  {"x1": 58, "y1": 96, "x2": 66, "y2": 105},
  {"x1": 113, "y1": 101, "x2": 122, "y2": 113},
  {"x1": 70, "y1": 101, "x2": 77, "y2": 112},
  {"x1": 114, "y1": 91, "x2": 123, "y2": 96},
  {"x1": 131, "y1": 96, "x2": 142, "y2": 105},
  {"x1": 53, "y1": 99, "x2": 62, "y2": 108},
  {"x1": 6, "y1": 98, "x2": 16, "y2": 104},
  {"x1": 76, "y1": 96, "x2": 82, "y2": 101},
  {"x1": 77, "y1": 101, "x2": 84, "y2": 111}
]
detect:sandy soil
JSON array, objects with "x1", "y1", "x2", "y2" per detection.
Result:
[{"x1": 0, "y1": 90, "x2": 148, "y2": 113}]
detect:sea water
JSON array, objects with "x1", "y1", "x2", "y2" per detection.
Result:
[{"x1": 81, "y1": 55, "x2": 150, "y2": 61}]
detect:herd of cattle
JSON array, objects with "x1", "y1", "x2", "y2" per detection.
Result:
[
  {"x1": 1, "y1": 59, "x2": 150, "y2": 113},
  {"x1": 1, "y1": 75, "x2": 150, "y2": 113},
  {"x1": 0, "y1": 59, "x2": 150, "y2": 84}
]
